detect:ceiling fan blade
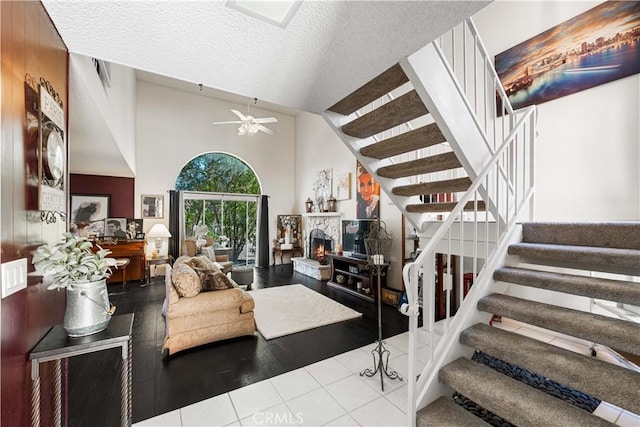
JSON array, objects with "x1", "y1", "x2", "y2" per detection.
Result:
[
  {"x1": 256, "y1": 124, "x2": 275, "y2": 135},
  {"x1": 231, "y1": 109, "x2": 247, "y2": 121},
  {"x1": 212, "y1": 120, "x2": 243, "y2": 125},
  {"x1": 254, "y1": 117, "x2": 278, "y2": 124}
]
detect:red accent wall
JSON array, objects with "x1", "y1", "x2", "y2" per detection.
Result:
[
  {"x1": 1, "y1": 2, "x2": 68, "y2": 425},
  {"x1": 70, "y1": 174, "x2": 135, "y2": 218}
]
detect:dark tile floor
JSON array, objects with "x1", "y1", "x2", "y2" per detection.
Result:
[{"x1": 67, "y1": 264, "x2": 409, "y2": 426}]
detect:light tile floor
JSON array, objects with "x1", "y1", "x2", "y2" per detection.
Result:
[{"x1": 135, "y1": 322, "x2": 640, "y2": 427}]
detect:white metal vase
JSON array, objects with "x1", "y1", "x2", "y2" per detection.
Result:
[{"x1": 64, "y1": 279, "x2": 112, "y2": 337}]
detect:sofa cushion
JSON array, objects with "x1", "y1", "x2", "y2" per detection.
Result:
[
  {"x1": 199, "y1": 270, "x2": 237, "y2": 292},
  {"x1": 168, "y1": 287, "x2": 244, "y2": 318},
  {"x1": 172, "y1": 264, "x2": 201, "y2": 297}
]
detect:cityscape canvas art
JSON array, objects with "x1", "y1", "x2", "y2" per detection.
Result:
[{"x1": 496, "y1": 1, "x2": 640, "y2": 110}]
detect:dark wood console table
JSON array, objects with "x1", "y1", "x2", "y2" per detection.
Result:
[
  {"x1": 272, "y1": 246, "x2": 303, "y2": 265},
  {"x1": 326, "y1": 254, "x2": 389, "y2": 303}
]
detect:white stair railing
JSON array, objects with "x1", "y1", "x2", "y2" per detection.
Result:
[
  {"x1": 399, "y1": 17, "x2": 539, "y2": 426},
  {"x1": 402, "y1": 105, "x2": 536, "y2": 425}
]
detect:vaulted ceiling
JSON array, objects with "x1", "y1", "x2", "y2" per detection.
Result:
[{"x1": 43, "y1": 1, "x2": 489, "y2": 113}]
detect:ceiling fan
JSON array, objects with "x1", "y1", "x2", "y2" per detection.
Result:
[{"x1": 213, "y1": 98, "x2": 278, "y2": 136}]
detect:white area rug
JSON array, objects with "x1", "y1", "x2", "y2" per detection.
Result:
[{"x1": 248, "y1": 284, "x2": 362, "y2": 339}]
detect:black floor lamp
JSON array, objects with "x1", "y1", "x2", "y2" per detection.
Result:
[{"x1": 360, "y1": 220, "x2": 403, "y2": 391}]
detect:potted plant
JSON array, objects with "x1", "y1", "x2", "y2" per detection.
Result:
[{"x1": 33, "y1": 233, "x2": 116, "y2": 337}]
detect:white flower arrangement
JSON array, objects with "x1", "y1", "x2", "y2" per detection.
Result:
[{"x1": 280, "y1": 215, "x2": 298, "y2": 229}]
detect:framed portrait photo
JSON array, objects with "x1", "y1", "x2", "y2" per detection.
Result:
[
  {"x1": 141, "y1": 194, "x2": 164, "y2": 219},
  {"x1": 104, "y1": 218, "x2": 127, "y2": 240}
]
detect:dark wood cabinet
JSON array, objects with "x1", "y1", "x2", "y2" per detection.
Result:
[
  {"x1": 325, "y1": 254, "x2": 388, "y2": 303},
  {"x1": 98, "y1": 240, "x2": 146, "y2": 284}
]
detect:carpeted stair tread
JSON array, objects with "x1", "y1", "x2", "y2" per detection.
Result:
[
  {"x1": 460, "y1": 323, "x2": 640, "y2": 414},
  {"x1": 328, "y1": 64, "x2": 409, "y2": 116},
  {"x1": 407, "y1": 200, "x2": 486, "y2": 213},
  {"x1": 508, "y1": 242, "x2": 640, "y2": 275},
  {"x1": 417, "y1": 396, "x2": 490, "y2": 427},
  {"x1": 360, "y1": 123, "x2": 446, "y2": 159},
  {"x1": 478, "y1": 293, "x2": 640, "y2": 355},
  {"x1": 439, "y1": 358, "x2": 614, "y2": 427},
  {"x1": 378, "y1": 151, "x2": 461, "y2": 179},
  {"x1": 341, "y1": 90, "x2": 428, "y2": 138},
  {"x1": 522, "y1": 222, "x2": 640, "y2": 250},
  {"x1": 494, "y1": 266, "x2": 640, "y2": 306},
  {"x1": 393, "y1": 177, "x2": 472, "y2": 197}
]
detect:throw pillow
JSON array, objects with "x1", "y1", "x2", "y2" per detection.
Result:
[
  {"x1": 199, "y1": 270, "x2": 237, "y2": 291},
  {"x1": 173, "y1": 255, "x2": 192, "y2": 267},
  {"x1": 192, "y1": 255, "x2": 217, "y2": 271},
  {"x1": 201, "y1": 245, "x2": 217, "y2": 262},
  {"x1": 171, "y1": 264, "x2": 201, "y2": 297}
]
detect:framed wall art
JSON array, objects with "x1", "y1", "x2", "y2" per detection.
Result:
[
  {"x1": 70, "y1": 194, "x2": 110, "y2": 237},
  {"x1": 141, "y1": 194, "x2": 164, "y2": 219},
  {"x1": 333, "y1": 172, "x2": 351, "y2": 201},
  {"x1": 496, "y1": 1, "x2": 640, "y2": 111}
]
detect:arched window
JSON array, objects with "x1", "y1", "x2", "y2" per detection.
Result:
[{"x1": 176, "y1": 153, "x2": 260, "y2": 265}]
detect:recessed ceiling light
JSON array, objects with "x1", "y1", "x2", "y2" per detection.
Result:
[{"x1": 226, "y1": 0, "x2": 301, "y2": 28}]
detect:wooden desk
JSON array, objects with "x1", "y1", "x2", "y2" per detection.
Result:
[{"x1": 272, "y1": 246, "x2": 303, "y2": 265}]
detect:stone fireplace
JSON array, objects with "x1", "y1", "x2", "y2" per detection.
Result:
[{"x1": 292, "y1": 213, "x2": 341, "y2": 280}]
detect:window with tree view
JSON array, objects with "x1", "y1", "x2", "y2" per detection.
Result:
[{"x1": 176, "y1": 153, "x2": 260, "y2": 265}]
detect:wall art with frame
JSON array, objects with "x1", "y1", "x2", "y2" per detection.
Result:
[
  {"x1": 141, "y1": 194, "x2": 164, "y2": 219},
  {"x1": 69, "y1": 194, "x2": 110, "y2": 237},
  {"x1": 496, "y1": 1, "x2": 640, "y2": 111}
]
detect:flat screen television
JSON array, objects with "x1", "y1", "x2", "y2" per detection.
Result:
[{"x1": 341, "y1": 219, "x2": 375, "y2": 259}]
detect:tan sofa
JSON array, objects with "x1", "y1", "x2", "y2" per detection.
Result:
[{"x1": 162, "y1": 264, "x2": 255, "y2": 355}]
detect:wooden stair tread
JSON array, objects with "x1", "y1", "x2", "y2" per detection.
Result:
[
  {"x1": 377, "y1": 151, "x2": 461, "y2": 179},
  {"x1": 328, "y1": 64, "x2": 409, "y2": 115},
  {"x1": 461, "y1": 323, "x2": 640, "y2": 415},
  {"x1": 406, "y1": 200, "x2": 485, "y2": 213},
  {"x1": 439, "y1": 358, "x2": 614, "y2": 427},
  {"x1": 478, "y1": 293, "x2": 640, "y2": 355},
  {"x1": 341, "y1": 90, "x2": 428, "y2": 139},
  {"x1": 393, "y1": 177, "x2": 472, "y2": 197},
  {"x1": 360, "y1": 123, "x2": 446, "y2": 159}
]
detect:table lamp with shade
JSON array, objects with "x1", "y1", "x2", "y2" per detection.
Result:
[{"x1": 147, "y1": 223, "x2": 172, "y2": 259}]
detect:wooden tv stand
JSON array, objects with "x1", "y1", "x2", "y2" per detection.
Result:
[{"x1": 325, "y1": 254, "x2": 388, "y2": 303}]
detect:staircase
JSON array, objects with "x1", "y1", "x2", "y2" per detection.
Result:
[
  {"x1": 322, "y1": 17, "x2": 638, "y2": 427},
  {"x1": 324, "y1": 63, "x2": 487, "y2": 224},
  {"x1": 419, "y1": 222, "x2": 640, "y2": 426}
]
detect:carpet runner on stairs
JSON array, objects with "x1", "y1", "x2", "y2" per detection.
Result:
[{"x1": 417, "y1": 222, "x2": 639, "y2": 426}]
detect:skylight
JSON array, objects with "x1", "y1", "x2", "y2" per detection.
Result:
[{"x1": 225, "y1": 0, "x2": 301, "y2": 28}]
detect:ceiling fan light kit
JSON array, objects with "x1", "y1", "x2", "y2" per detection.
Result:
[{"x1": 213, "y1": 98, "x2": 278, "y2": 136}]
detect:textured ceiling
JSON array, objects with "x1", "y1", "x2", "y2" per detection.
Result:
[{"x1": 43, "y1": 0, "x2": 489, "y2": 114}]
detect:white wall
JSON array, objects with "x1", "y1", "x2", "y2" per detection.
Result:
[
  {"x1": 473, "y1": 1, "x2": 640, "y2": 221},
  {"x1": 294, "y1": 112, "x2": 404, "y2": 290},
  {"x1": 135, "y1": 82, "x2": 296, "y2": 257}
]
